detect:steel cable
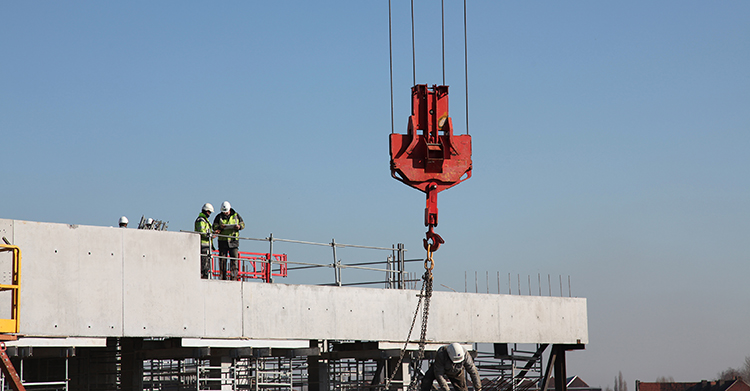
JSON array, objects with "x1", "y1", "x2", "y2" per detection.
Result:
[
  {"x1": 389, "y1": 0, "x2": 395, "y2": 134},
  {"x1": 464, "y1": 0, "x2": 469, "y2": 135}
]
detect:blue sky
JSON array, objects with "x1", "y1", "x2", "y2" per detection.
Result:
[{"x1": 2, "y1": 1, "x2": 749, "y2": 388}]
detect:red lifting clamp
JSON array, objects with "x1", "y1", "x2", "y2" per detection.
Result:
[{"x1": 390, "y1": 84, "x2": 472, "y2": 251}]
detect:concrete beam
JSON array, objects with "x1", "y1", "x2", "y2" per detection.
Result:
[{"x1": 3, "y1": 218, "x2": 588, "y2": 345}]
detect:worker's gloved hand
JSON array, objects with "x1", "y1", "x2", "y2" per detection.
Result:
[{"x1": 235, "y1": 224, "x2": 241, "y2": 230}]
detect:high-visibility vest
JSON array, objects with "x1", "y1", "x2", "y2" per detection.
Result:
[
  {"x1": 213, "y1": 211, "x2": 244, "y2": 243},
  {"x1": 194, "y1": 212, "x2": 212, "y2": 246}
]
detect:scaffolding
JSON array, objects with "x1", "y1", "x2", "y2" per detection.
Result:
[
  {"x1": 474, "y1": 344, "x2": 547, "y2": 391},
  {"x1": 328, "y1": 358, "x2": 380, "y2": 391},
  {"x1": 144, "y1": 358, "x2": 200, "y2": 390},
  {"x1": 197, "y1": 360, "x2": 235, "y2": 390}
]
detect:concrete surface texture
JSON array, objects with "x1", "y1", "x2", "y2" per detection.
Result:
[{"x1": 0, "y1": 218, "x2": 588, "y2": 344}]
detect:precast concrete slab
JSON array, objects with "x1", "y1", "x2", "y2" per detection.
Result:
[
  {"x1": 243, "y1": 282, "x2": 422, "y2": 342},
  {"x1": 14, "y1": 220, "x2": 124, "y2": 336},
  {"x1": 121, "y1": 228, "x2": 202, "y2": 337},
  {"x1": 240, "y1": 281, "x2": 587, "y2": 344},
  {"x1": 3, "y1": 218, "x2": 588, "y2": 346},
  {"x1": 428, "y1": 291, "x2": 588, "y2": 344},
  {"x1": 0, "y1": 218, "x2": 12, "y2": 243},
  {"x1": 202, "y1": 279, "x2": 243, "y2": 338}
]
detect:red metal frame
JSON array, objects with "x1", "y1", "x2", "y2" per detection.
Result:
[
  {"x1": 389, "y1": 84, "x2": 472, "y2": 251},
  {"x1": 0, "y1": 341, "x2": 24, "y2": 391},
  {"x1": 210, "y1": 251, "x2": 288, "y2": 283}
]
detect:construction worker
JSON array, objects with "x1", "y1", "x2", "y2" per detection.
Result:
[
  {"x1": 421, "y1": 343, "x2": 481, "y2": 391},
  {"x1": 118, "y1": 216, "x2": 128, "y2": 228},
  {"x1": 195, "y1": 203, "x2": 214, "y2": 279},
  {"x1": 212, "y1": 201, "x2": 244, "y2": 280}
]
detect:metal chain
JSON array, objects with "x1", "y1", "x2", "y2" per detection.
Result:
[
  {"x1": 408, "y1": 269, "x2": 433, "y2": 391},
  {"x1": 384, "y1": 277, "x2": 425, "y2": 390},
  {"x1": 384, "y1": 248, "x2": 435, "y2": 391}
]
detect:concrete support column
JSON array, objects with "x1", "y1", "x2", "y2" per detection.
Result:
[
  {"x1": 120, "y1": 338, "x2": 143, "y2": 391},
  {"x1": 553, "y1": 346, "x2": 567, "y2": 391},
  {"x1": 307, "y1": 340, "x2": 329, "y2": 391}
]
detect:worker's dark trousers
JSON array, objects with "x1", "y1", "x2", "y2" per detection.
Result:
[
  {"x1": 421, "y1": 366, "x2": 467, "y2": 391},
  {"x1": 217, "y1": 241, "x2": 239, "y2": 280},
  {"x1": 200, "y1": 246, "x2": 212, "y2": 279}
]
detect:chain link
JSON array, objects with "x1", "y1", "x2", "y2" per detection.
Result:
[
  {"x1": 384, "y1": 277, "x2": 425, "y2": 390},
  {"x1": 384, "y1": 247, "x2": 435, "y2": 391},
  {"x1": 408, "y1": 269, "x2": 433, "y2": 391}
]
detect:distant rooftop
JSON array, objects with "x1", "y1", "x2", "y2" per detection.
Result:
[{"x1": 637, "y1": 379, "x2": 750, "y2": 391}]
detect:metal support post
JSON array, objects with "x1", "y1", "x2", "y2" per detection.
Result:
[
  {"x1": 540, "y1": 346, "x2": 556, "y2": 391},
  {"x1": 331, "y1": 239, "x2": 341, "y2": 286},
  {"x1": 397, "y1": 243, "x2": 405, "y2": 289},
  {"x1": 399, "y1": 355, "x2": 410, "y2": 391},
  {"x1": 387, "y1": 253, "x2": 394, "y2": 289},
  {"x1": 267, "y1": 233, "x2": 274, "y2": 283},
  {"x1": 65, "y1": 354, "x2": 69, "y2": 391},
  {"x1": 541, "y1": 344, "x2": 584, "y2": 391}
]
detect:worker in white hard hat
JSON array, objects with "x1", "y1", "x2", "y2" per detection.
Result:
[
  {"x1": 421, "y1": 343, "x2": 481, "y2": 391},
  {"x1": 212, "y1": 201, "x2": 245, "y2": 280},
  {"x1": 119, "y1": 216, "x2": 128, "y2": 228},
  {"x1": 195, "y1": 203, "x2": 215, "y2": 279}
]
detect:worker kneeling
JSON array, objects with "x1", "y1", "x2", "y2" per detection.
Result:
[{"x1": 421, "y1": 343, "x2": 482, "y2": 391}]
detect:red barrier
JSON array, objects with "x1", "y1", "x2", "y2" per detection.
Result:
[{"x1": 210, "y1": 251, "x2": 288, "y2": 283}]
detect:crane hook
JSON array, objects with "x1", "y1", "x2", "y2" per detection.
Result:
[{"x1": 423, "y1": 226, "x2": 444, "y2": 252}]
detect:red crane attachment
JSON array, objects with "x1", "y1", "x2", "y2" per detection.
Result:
[{"x1": 389, "y1": 84, "x2": 472, "y2": 252}]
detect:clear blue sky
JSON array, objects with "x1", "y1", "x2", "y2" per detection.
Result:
[{"x1": 2, "y1": 1, "x2": 749, "y2": 388}]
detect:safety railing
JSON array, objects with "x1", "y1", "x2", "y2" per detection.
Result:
[
  {"x1": 0, "y1": 244, "x2": 21, "y2": 333},
  {"x1": 182, "y1": 231, "x2": 420, "y2": 288},
  {"x1": 461, "y1": 272, "x2": 574, "y2": 298}
]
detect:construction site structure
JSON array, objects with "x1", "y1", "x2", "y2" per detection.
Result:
[{"x1": 0, "y1": 218, "x2": 588, "y2": 391}]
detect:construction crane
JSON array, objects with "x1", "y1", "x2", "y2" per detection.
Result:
[
  {"x1": 387, "y1": 0, "x2": 473, "y2": 256},
  {"x1": 384, "y1": 1, "x2": 473, "y2": 390},
  {"x1": 390, "y1": 84, "x2": 472, "y2": 254}
]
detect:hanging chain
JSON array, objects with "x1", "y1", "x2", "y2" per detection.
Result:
[
  {"x1": 384, "y1": 247, "x2": 435, "y2": 391},
  {"x1": 384, "y1": 276, "x2": 425, "y2": 390},
  {"x1": 408, "y1": 267, "x2": 433, "y2": 391}
]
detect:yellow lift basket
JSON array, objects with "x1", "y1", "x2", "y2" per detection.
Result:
[{"x1": 0, "y1": 244, "x2": 20, "y2": 333}]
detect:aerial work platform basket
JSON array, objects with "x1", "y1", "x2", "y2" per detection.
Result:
[{"x1": 0, "y1": 244, "x2": 20, "y2": 334}]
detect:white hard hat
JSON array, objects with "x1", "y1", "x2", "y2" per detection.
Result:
[
  {"x1": 446, "y1": 343, "x2": 465, "y2": 363},
  {"x1": 119, "y1": 216, "x2": 128, "y2": 224},
  {"x1": 221, "y1": 201, "x2": 231, "y2": 213},
  {"x1": 202, "y1": 203, "x2": 214, "y2": 213},
  {"x1": 146, "y1": 218, "x2": 154, "y2": 225}
]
